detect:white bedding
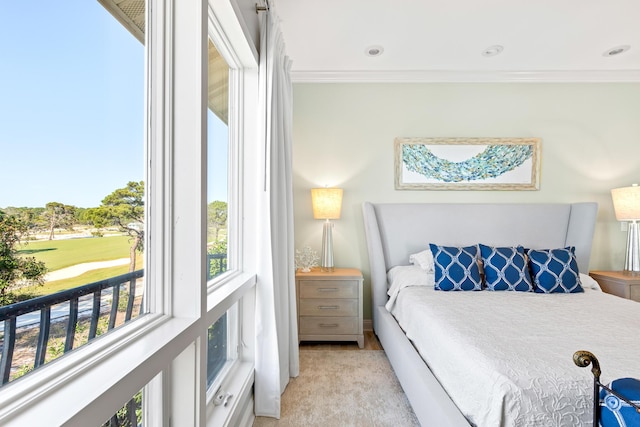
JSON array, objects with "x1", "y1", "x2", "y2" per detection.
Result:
[{"x1": 389, "y1": 272, "x2": 640, "y2": 426}]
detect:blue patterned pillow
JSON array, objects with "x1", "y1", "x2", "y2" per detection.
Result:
[
  {"x1": 429, "y1": 244, "x2": 482, "y2": 291},
  {"x1": 527, "y1": 247, "x2": 583, "y2": 293},
  {"x1": 600, "y1": 377, "x2": 640, "y2": 427},
  {"x1": 479, "y1": 244, "x2": 533, "y2": 291}
]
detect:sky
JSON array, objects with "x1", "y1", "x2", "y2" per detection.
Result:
[{"x1": 0, "y1": 1, "x2": 228, "y2": 208}]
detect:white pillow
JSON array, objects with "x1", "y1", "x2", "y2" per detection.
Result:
[
  {"x1": 386, "y1": 265, "x2": 434, "y2": 312},
  {"x1": 579, "y1": 273, "x2": 602, "y2": 291},
  {"x1": 409, "y1": 249, "x2": 434, "y2": 272}
]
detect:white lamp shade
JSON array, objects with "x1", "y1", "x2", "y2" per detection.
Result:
[
  {"x1": 611, "y1": 185, "x2": 640, "y2": 221},
  {"x1": 311, "y1": 188, "x2": 343, "y2": 219}
]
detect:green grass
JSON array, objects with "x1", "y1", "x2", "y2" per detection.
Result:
[
  {"x1": 18, "y1": 254, "x2": 144, "y2": 296},
  {"x1": 19, "y1": 266, "x2": 130, "y2": 296},
  {"x1": 18, "y1": 235, "x2": 132, "y2": 271},
  {"x1": 15, "y1": 236, "x2": 141, "y2": 297}
]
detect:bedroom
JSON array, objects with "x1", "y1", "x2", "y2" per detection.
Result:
[
  {"x1": 0, "y1": 0, "x2": 638, "y2": 426},
  {"x1": 282, "y1": 0, "x2": 640, "y2": 425},
  {"x1": 283, "y1": 0, "x2": 640, "y2": 294}
]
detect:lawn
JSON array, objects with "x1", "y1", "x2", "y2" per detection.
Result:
[
  {"x1": 15, "y1": 236, "x2": 142, "y2": 297},
  {"x1": 18, "y1": 235, "x2": 133, "y2": 271},
  {"x1": 17, "y1": 253, "x2": 144, "y2": 297}
]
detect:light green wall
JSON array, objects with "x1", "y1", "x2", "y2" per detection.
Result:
[{"x1": 292, "y1": 82, "x2": 640, "y2": 320}]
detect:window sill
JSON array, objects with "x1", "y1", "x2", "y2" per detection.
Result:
[
  {"x1": 0, "y1": 313, "x2": 198, "y2": 426},
  {"x1": 206, "y1": 271, "x2": 256, "y2": 323},
  {"x1": 206, "y1": 361, "x2": 254, "y2": 427}
]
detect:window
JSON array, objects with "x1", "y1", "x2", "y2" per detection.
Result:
[
  {"x1": 0, "y1": 2, "x2": 260, "y2": 425},
  {"x1": 101, "y1": 388, "x2": 142, "y2": 427},
  {"x1": 207, "y1": 38, "x2": 231, "y2": 281},
  {"x1": 206, "y1": 303, "x2": 239, "y2": 391},
  {"x1": 205, "y1": 26, "x2": 243, "y2": 403},
  {"x1": 0, "y1": 0, "x2": 146, "y2": 386}
]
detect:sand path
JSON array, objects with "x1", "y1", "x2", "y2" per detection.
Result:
[{"x1": 45, "y1": 258, "x2": 130, "y2": 282}]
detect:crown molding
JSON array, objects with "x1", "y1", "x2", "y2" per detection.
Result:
[{"x1": 290, "y1": 69, "x2": 640, "y2": 83}]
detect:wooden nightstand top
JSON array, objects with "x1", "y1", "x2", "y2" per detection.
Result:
[
  {"x1": 589, "y1": 270, "x2": 640, "y2": 284},
  {"x1": 295, "y1": 268, "x2": 362, "y2": 280},
  {"x1": 589, "y1": 270, "x2": 640, "y2": 302}
]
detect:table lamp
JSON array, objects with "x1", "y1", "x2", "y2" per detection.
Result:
[
  {"x1": 311, "y1": 188, "x2": 343, "y2": 272},
  {"x1": 611, "y1": 184, "x2": 640, "y2": 272}
]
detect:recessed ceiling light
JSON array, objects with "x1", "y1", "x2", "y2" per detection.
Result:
[
  {"x1": 603, "y1": 45, "x2": 630, "y2": 57},
  {"x1": 365, "y1": 45, "x2": 384, "y2": 57},
  {"x1": 482, "y1": 44, "x2": 504, "y2": 57},
  {"x1": 481, "y1": 45, "x2": 504, "y2": 57}
]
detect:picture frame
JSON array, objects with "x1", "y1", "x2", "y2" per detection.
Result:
[{"x1": 394, "y1": 137, "x2": 541, "y2": 190}]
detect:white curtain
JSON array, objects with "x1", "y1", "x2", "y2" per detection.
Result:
[{"x1": 254, "y1": 7, "x2": 299, "y2": 418}]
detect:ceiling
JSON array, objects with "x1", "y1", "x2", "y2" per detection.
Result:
[{"x1": 275, "y1": 0, "x2": 640, "y2": 82}]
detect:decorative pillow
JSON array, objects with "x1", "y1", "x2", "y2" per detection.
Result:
[
  {"x1": 527, "y1": 247, "x2": 584, "y2": 293},
  {"x1": 409, "y1": 249, "x2": 434, "y2": 272},
  {"x1": 479, "y1": 244, "x2": 533, "y2": 291},
  {"x1": 599, "y1": 377, "x2": 640, "y2": 427},
  {"x1": 429, "y1": 244, "x2": 482, "y2": 291}
]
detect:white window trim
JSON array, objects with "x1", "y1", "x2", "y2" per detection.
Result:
[
  {"x1": 0, "y1": 315, "x2": 195, "y2": 425},
  {"x1": 205, "y1": 305, "x2": 239, "y2": 402},
  {"x1": 0, "y1": 0, "x2": 261, "y2": 425},
  {"x1": 206, "y1": 0, "x2": 245, "y2": 291}
]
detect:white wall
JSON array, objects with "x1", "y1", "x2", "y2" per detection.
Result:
[{"x1": 292, "y1": 82, "x2": 640, "y2": 319}]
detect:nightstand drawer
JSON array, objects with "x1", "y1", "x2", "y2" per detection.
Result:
[
  {"x1": 299, "y1": 316, "x2": 358, "y2": 335},
  {"x1": 631, "y1": 285, "x2": 640, "y2": 302},
  {"x1": 299, "y1": 280, "x2": 358, "y2": 299},
  {"x1": 299, "y1": 298, "x2": 358, "y2": 316}
]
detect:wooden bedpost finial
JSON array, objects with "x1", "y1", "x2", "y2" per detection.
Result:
[{"x1": 573, "y1": 350, "x2": 601, "y2": 379}]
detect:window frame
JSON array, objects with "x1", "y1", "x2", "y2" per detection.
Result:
[
  {"x1": 203, "y1": 0, "x2": 248, "y2": 403},
  {"x1": 205, "y1": 1, "x2": 245, "y2": 292},
  {"x1": 0, "y1": 0, "x2": 261, "y2": 425}
]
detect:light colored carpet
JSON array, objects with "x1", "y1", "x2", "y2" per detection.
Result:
[{"x1": 253, "y1": 350, "x2": 419, "y2": 427}]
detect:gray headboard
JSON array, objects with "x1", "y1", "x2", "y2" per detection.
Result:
[{"x1": 362, "y1": 202, "x2": 598, "y2": 330}]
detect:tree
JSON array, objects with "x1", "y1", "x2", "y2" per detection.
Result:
[
  {"x1": 83, "y1": 207, "x2": 110, "y2": 237},
  {"x1": 42, "y1": 202, "x2": 76, "y2": 240},
  {"x1": 207, "y1": 201, "x2": 228, "y2": 242},
  {"x1": 93, "y1": 182, "x2": 144, "y2": 272},
  {"x1": 2, "y1": 207, "x2": 44, "y2": 238},
  {"x1": 0, "y1": 211, "x2": 47, "y2": 305}
]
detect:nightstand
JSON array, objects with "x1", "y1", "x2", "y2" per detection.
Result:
[
  {"x1": 295, "y1": 268, "x2": 364, "y2": 348},
  {"x1": 589, "y1": 271, "x2": 640, "y2": 302}
]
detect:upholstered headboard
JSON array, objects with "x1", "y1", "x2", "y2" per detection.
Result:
[{"x1": 362, "y1": 202, "x2": 598, "y2": 331}]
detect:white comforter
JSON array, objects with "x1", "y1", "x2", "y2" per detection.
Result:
[{"x1": 389, "y1": 268, "x2": 640, "y2": 427}]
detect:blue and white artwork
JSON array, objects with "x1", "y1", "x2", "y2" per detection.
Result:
[{"x1": 395, "y1": 138, "x2": 540, "y2": 190}]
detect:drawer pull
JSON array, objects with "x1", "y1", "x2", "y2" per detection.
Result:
[
  {"x1": 317, "y1": 288, "x2": 338, "y2": 292},
  {"x1": 319, "y1": 323, "x2": 339, "y2": 328},
  {"x1": 318, "y1": 305, "x2": 339, "y2": 310}
]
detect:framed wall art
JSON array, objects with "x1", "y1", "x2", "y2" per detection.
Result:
[{"x1": 394, "y1": 137, "x2": 541, "y2": 190}]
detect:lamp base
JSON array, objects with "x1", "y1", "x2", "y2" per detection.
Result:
[
  {"x1": 624, "y1": 220, "x2": 640, "y2": 272},
  {"x1": 320, "y1": 219, "x2": 334, "y2": 272}
]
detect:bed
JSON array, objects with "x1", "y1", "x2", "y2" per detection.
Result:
[{"x1": 361, "y1": 202, "x2": 640, "y2": 426}]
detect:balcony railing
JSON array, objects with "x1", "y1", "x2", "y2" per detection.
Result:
[
  {"x1": 207, "y1": 252, "x2": 227, "y2": 280},
  {"x1": 0, "y1": 252, "x2": 226, "y2": 426},
  {"x1": 0, "y1": 269, "x2": 144, "y2": 385},
  {"x1": 1, "y1": 252, "x2": 227, "y2": 386}
]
